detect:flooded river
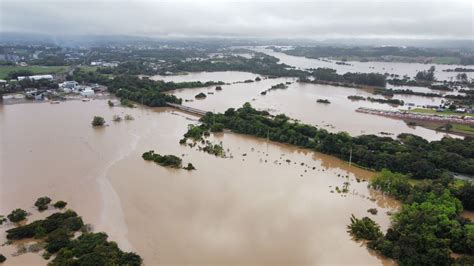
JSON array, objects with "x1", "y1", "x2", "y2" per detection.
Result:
[{"x1": 1, "y1": 99, "x2": 399, "y2": 265}]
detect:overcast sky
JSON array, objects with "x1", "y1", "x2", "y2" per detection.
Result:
[{"x1": 1, "y1": 0, "x2": 473, "y2": 39}]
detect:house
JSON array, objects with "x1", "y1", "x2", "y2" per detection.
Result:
[
  {"x1": 25, "y1": 89, "x2": 44, "y2": 100},
  {"x1": 80, "y1": 89, "x2": 95, "y2": 97},
  {"x1": 61, "y1": 81, "x2": 78, "y2": 89}
]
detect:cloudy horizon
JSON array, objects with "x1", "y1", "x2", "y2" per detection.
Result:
[{"x1": 1, "y1": 0, "x2": 473, "y2": 40}]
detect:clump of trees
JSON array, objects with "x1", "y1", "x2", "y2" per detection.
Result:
[
  {"x1": 91, "y1": 116, "x2": 105, "y2": 127},
  {"x1": 350, "y1": 169, "x2": 474, "y2": 265},
  {"x1": 34, "y1": 196, "x2": 52, "y2": 211},
  {"x1": 4, "y1": 204, "x2": 142, "y2": 265},
  {"x1": 7, "y1": 208, "x2": 28, "y2": 223},
  {"x1": 142, "y1": 151, "x2": 182, "y2": 168}
]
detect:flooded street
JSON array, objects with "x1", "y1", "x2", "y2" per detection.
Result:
[{"x1": 1, "y1": 100, "x2": 398, "y2": 265}]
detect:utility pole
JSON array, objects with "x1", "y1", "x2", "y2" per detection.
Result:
[
  {"x1": 349, "y1": 147, "x2": 352, "y2": 167},
  {"x1": 266, "y1": 129, "x2": 269, "y2": 152}
]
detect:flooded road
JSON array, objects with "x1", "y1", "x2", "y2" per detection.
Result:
[{"x1": 1, "y1": 100, "x2": 398, "y2": 265}]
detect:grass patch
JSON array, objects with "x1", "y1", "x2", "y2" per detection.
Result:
[
  {"x1": 77, "y1": 66, "x2": 98, "y2": 72},
  {"x1": 451, "y1": 123, "x2": 474, "y2": 134},
  {"x1": 406, "y1": 108, "x2": 474, "y2": 117},
  {"x1": 0, "y1": 65, "x2": 68, "y2": 79},
  {"x1": 408, "y1": 119, "x2": 474, "y2": 137},
  {"x1": 431, "y1": 56, "x2": 461, "y2": 65}
]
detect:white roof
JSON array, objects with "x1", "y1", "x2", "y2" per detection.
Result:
[{"x1": 18, "y1": 75, "x2": 53, "y2": 81}]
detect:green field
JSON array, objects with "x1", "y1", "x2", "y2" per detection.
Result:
[
  {"x1": 411, "y1": 119, "x2": 474, "y2": 137},
  {"x1": 431, "y1": 56, "x2": 461, "y2": 65},
  {"x1": 407, "y1": 108, "x2": 474, "y2": 117},
  {"x1": 0, "y1": 65, "x2": 69, "y2": 79},
  {"x1": 450, "y1": 123, "x2": 474, "y2": 135},
  {"x1": 77, "y1": 66, "x2": 98, "y2": 72}
]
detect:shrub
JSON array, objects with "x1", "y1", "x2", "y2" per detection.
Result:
[
  {"x1": 107, "y1": 100, "x2": 114, "y2": 107},
  {"x1": 35, "y1": 197, "x2": 52, "y2": 211},
  {"x1": 0, "y1": 254, "x2": 5, "y2": 263},
  {"x1": 367, "y1": 208, "x2": 378, "y2": 215},
  {"x1": 183, "y1": 163, "x2": 196, "y2": 170},
  {"x1": 91, "y1": 116, "x2": 105, "y2": 127},
  {"x1": 7, "y1": 208, "x2": 28, "y2": 223},
  {"x1": 195, "y1": 92, "x2": 207, "y2": 99},
  {"x1": 124, "y1": 114, "x2": 134, "y2": 120},
  {"x1": 53, "y1": 201, "x2": 67, "y2": 209}
]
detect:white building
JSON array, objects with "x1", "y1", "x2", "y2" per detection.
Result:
[
  {"x1": 61, "y1": 81, "x2": 78, "y2": 89},
  {"x1": 80, "y1": 89, "x2": 95, "y2": 97},
  {"x1": 18, "y1": 75, "x2": 54, "y2": 81}
]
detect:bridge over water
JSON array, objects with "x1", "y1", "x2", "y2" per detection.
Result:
[{"x1": 166, "y1": 102, "x2": 209, "y2": 116}]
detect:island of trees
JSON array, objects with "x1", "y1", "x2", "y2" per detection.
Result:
[
  {"x1": 1, "y1": 197, "x2": 142, "y2": 265},
  {"x1": 142, "y1": 151, "x2": 183, "y2": 168}
]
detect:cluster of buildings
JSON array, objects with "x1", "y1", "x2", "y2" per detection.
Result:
[{"x1": 59, "y1": 81, "x2": 106, "y2": 97}]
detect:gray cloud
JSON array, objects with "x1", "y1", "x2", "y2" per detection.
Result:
[{"x1": 1, "y1": 0, "x2": 473, "y2": 39}]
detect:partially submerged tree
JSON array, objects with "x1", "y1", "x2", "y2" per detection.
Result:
[
  {"x1": 91, "y1": 116, "x2": 105, "y2": 127},
  {"x1": 7, "y1": 208, "x2": 28, "y2": 223}
]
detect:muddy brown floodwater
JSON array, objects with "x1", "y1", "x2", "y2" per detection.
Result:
[
  {"x1": 165, "y1": 71, "x2": 456, "y2": 140},
  {"x1": 1, "y1": 99, "x2": 400, "y2": 265}
]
